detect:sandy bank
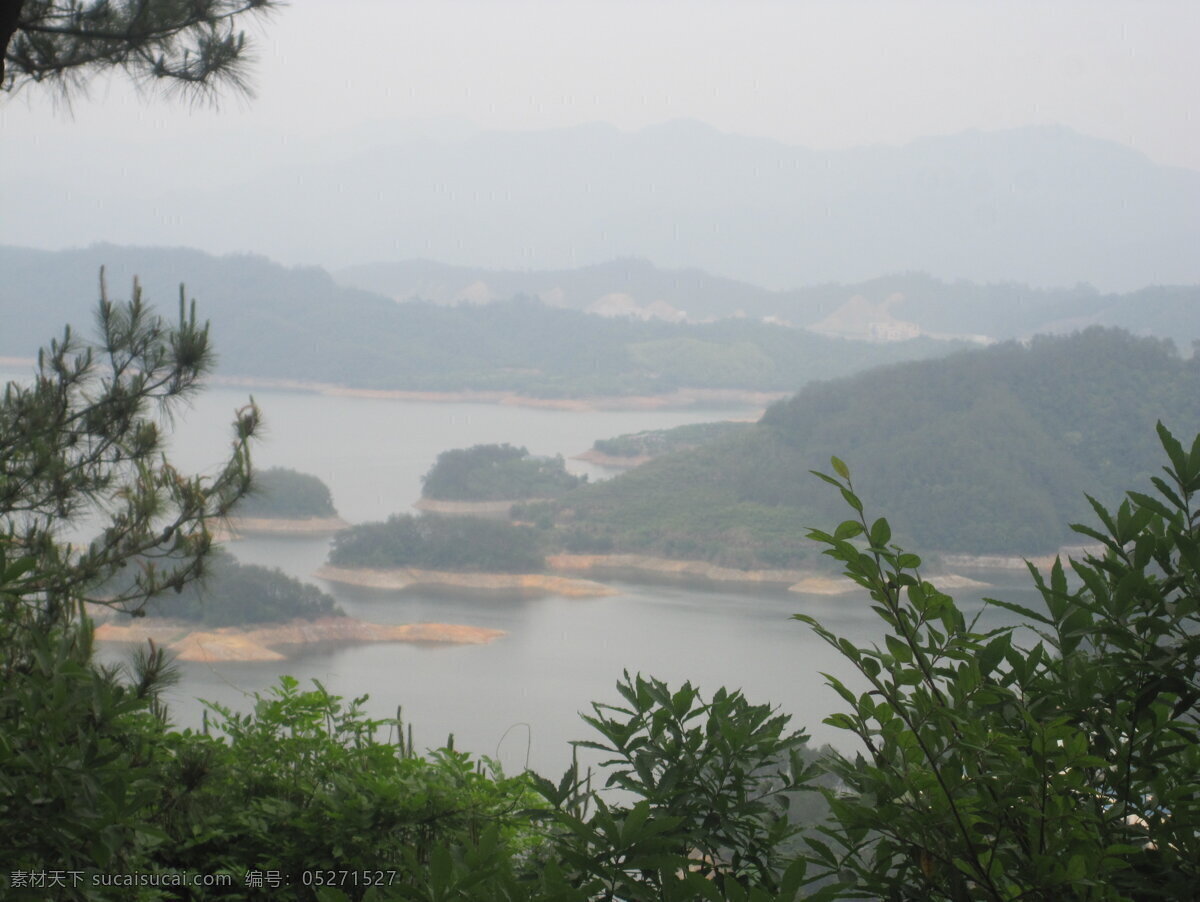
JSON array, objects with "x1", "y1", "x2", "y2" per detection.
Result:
[
  {"x1": 547, "y1": 553, "x2": 813, "y2": 587},
  {"x1": 571, "y1": 449, "x2": 653, "y2": 470},
  {"x1": 218, "y1": 515, "x2": 350, "y2": 539},
  {"x1": 413, "y1": 498, "x2": 553, "y2": 516},
  {"x1": 546, "y1": 554, "x2": 987, "y2": 594},
  {"x1": 93, "y1": 615, "x2": 505, "y2": 662},
  {"x1": 315, "y1": 565, "x2": 616, "y2": 597},
  {"x1": 937, "y1": 544, "x2": 1101, "y2": 571},
  {"x1": 209, "y1": 374, "x2": 781, "y2": 412}
]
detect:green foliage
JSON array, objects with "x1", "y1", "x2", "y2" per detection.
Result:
[
  {"x1": 546, "y1": 328, "x2": 1200, "y2": 564},
  {"x1": 560, "y1": 672, "x2": 819, "y2": 897},
  {"x1": 142, "y1": 551, "x2": 342, "y2": 625},
  {"x1": 3, "y1": 1, "x2": 278, "y2": 98},
  {"x1": 151, "y1": 678, "x2": 542, "y2": 901},
  {"x1": 237, "y1": 467, "x2": 338, "y2": 518},
  {"x1": 795, "y1": 425, "x2": 1200, "y2": 900},
  {"x1": 530, "y1": 428, "x2": 818, "y2": 569},
  {"x1": 422, "y1": 444, "x2": 583, "y2": 502},
  {"x1": 0, "y1": 277, "x2": 258, "y2": 633},
  {"x1": 0, "y1": 621, "x2": 176, "y2": 893},
  {"x1": 625, "y1": 338, "x2": 777, "y2": 387},
  {"x1": 330, "y1": 514, "x2": 545, "y2": 573},
  {"x1": 592, "y1": 420, "x2": 751, "y2": 460},
  {"x1": 0, "y1": 287, "x2": 256, "y2": 897}
]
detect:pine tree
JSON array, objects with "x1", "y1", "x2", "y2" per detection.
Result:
[{"x1": 2, "y1": 0, "x2": 277, "y2": 97}]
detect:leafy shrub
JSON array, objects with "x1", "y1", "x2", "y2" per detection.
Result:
[{"x1": 795, "y1": 425, "x2": 1200, "y2": 899}]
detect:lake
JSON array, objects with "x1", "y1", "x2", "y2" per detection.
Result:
[{"x1": 69, "y1": 379, "x2": 1043, "y2": 778}]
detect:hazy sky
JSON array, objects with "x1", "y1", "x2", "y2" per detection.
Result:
[{"x1": 3, "y1": 0, "x2": 1198, "y2": 169}]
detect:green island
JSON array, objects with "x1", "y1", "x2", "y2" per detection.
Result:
[
  {"x1": 421, "y1": 443, "x2": 584, "y2": 502},
  {"x1": 330, "y1": 513, "x2": 545, "y2": 573},
  {"x1": 138, "y1": 551, "x2": 343, "y2": 626},
  {"x1": 236, "y1": 466, "x2": 339, "y2": 519}
]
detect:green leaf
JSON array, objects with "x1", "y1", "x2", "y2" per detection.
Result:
[
  {"x1": 834, "y1": 519, "x2": 864, "y2": 540},
  {"x1": 869, "y1": 517, "x2": 891, "y2": 547},
  {"x1": 978, "y1": 632, "x2": 1011, "y2": 676},
  {"x1": 831, "y1": 456, "x2": 850, "y2": 479},
  {"x1": 885, "y1": 634, "x2": 913, "y2": 663}
]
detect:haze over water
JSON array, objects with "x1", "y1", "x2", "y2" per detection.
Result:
[{"x1": 119, "y1": 383, "x2": 1040, "y2": 778}]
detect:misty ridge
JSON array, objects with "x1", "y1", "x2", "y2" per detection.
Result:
[
  {"x1": 6, "y1": 121, "x2": 1200, "y2": 291},
  {"x1": 5, "y1": 242, "x2": 1198, "y2": 403}
]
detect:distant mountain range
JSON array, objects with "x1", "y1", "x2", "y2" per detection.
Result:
[
  {"x1": 0, "y1": 244, "x2": 962, "y2": 398},
  {"x1": 336, "y1": 258, "x2": 1200, "y2": 347},
  {"x1": 6, "y1": 121, "x2": 1199, "y2": 291}
]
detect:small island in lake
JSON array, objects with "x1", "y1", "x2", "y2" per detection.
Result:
[
  {"x1": 93, "y1": 552, "x2": 505, "y2": 661},
  {"x1": 415, "y1": 443, "x2": 584, "y2": 515},
  {"x1": 317, "y1": 513, "x2": 614, "y2": 596},
  {"x1": 225, "y1": 466, "x2": 349, "y2": 535}
]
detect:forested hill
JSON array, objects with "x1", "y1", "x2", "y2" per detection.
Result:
[
  {"x1": 544, "y1": 329, "x2": 1200, "y2": 562},
  {"x1": 339, "y1": 260, "x2": 1200, "y2": 347},
  {"x1": 0, "y1": 244, "x2": 962, "y2": 397}
]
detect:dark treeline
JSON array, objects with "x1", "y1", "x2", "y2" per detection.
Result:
[
  {"x1": 330, "y1": 514, "x2": 545, "y2": 573},
  {"x1": 235, "y1": 466, "x2": 338, "y2": 518},
  {"x1": 142, "y1": 552, "x2": 343, "y2": 626},
  {"x1": 592, "y1": 420, "x2": 752, "y2": 459},
  {"x1": 422, "y1": 444, "x2": 583, "y2": 500}
]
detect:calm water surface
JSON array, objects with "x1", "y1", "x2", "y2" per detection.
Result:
[{"x1": 66, "y1": 381, "x2": 1046, "y2": 777}]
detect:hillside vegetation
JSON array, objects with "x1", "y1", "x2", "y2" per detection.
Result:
[
  {"x1": 330, "y1": 514, "x2": 545, "y2": 573},
  {"x1": 143, "y1": 552, "x2": 343, "y2": 626},
  {"x1": 534, "y1": 328, "x2": 1200, "y2": 562},
  {"x1": 591, "y1": 420, "x2": 752, "y2": 461},
  {"x1": 236, "y1": 467, "x2": 338, "y2": 518},
  {"x1": 422, "y1": 444, "x2": 583, "y2": 501}
]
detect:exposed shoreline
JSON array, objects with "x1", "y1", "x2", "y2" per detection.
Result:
[
  {"x1": 315, "y1": 565, "x2": 616, "y2": 597},
  {"x1": 545, "y1": 553, "x2": 989, "y2": 594},
  {"x1": 571, "y1": 449, "x2": 653, "y2": 469},
  {"x1": 316, "y1": 556, "x2": 990, "y2": 598},
  {"x1": 413, "y1": 498, "x2": 552, "y2": 516},
  {"x1": 219, "y1": 515, "x2": 350, "y2": 539},
  {"x1": 208, "y1": 374, "x2": 782, "y2": 412},
  {"x1": 93, "y1": 615, "x2": 505, "y2": 662},
  {"x1": 937, "y1": 544, "x2": 1102, "y2": 571}
]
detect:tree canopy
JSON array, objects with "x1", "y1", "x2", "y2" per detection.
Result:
[
  {"x1": 2, "y1": 0, "x2": 277, "y2": 98},
  {"x1": 422, "y1": 443, "x2": 584, "y2": 502},
  {"x1": 142, "y1": 550, "x2": 342, "y2": 626},
  {"x1": 330, "y1": 513, "x2": 546, "y2": 574},
  {"x1": 237, "y1": 466, "x2": 339, "y2": 519},
  {"x1": 538, "y1": 328, "x2": 1200, "y2": 564}
]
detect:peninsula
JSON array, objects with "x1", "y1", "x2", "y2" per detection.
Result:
[{"x1": 94, "y1": 616, "x2": 505, "y2": 662}]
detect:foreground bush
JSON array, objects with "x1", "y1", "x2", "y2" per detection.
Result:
[{"x1": 797, "y1": 423, "x2": 1200, "y2": 900}]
